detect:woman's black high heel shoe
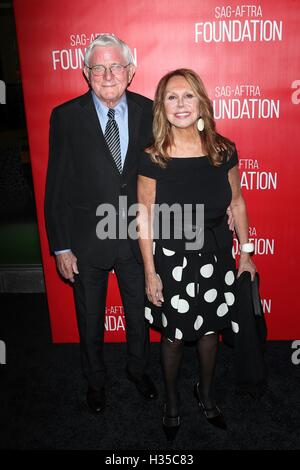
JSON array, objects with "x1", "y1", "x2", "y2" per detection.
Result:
[
  {"x1": 194, "y1": 383, "x2": 227, "y2": 430},
  {"x1": 162, "y1": 404, "x2": 181, "y2": 442}
]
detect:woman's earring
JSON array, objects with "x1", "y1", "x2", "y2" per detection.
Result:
[{"x1": 197, "y1": 117, "x2": 205, "y2": 132}]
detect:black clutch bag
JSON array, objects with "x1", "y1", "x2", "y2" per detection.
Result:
[
  {"x1": 222, "y1": 271, "x2": 268, "y2": 397},
  {"x1": 252, "y1": 272, "x2": 263, "y2": 317},
  {"x1": 251, "y1": 272, "x2": 267, "y2": 342}
]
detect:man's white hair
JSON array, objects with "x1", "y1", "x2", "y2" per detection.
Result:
[{"x1": 84, "y1": 33, "x2": 134, "y2": 67}]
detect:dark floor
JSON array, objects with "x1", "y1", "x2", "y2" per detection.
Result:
[{"x1": 0, "y1": 294, "x2": 299, "y2": 450}]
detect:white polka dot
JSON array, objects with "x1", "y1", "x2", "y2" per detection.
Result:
[
  {"x1": 214, "y1": 255, "x2": 218, "y2": 262},
  {"x1": 162, "y1": 313, "x2": 168, "y2": 327},
  {"x1": 217, "y1": 303, "x2": 229, "y2": 317},
  {"x1": 194, "y1": 315, "x2": 203, "y2": 330},
  {"x1": 178, "y1": 298, "x2": 190, "y2": 313},
  {"x1": 172, "y1": 266, "x2": 183, "y2": 281},
  {"x1": 224, "y1": 292, "x2": 235, "y2": 306},
  {"x1": 225, "y1": 270, "x2": 235, "y2": 286},
  {"x1": 182, "y1": 257, "x2": 187, "y2": 268},
  {"x1": 200, "y1": 263, "x2": 214, "y2": 278},
  {"x1": 204, "y1": 288, "x2": 218, "y2": 303},
  {"x1": 175, "y1": 328, "x2": 183, "y2": 340},
  {"x1": 163, "y1": 247, "x2": 175, "y2": 256},
  {"x1": 186, "y1": 282, "x2": 195, "y2": 297},
  {"x1": 231, "y1": 321, "x2": 239, "y2": 333},
  {"x1": 171, "y1": 294, "x2": 179, "y2": 309},
  {"x1": 145, "y1": 307, "x2": 153, "y2": 323},
  {"x1": 204, "y1": 331, "x2": 215, "y2": 335}
]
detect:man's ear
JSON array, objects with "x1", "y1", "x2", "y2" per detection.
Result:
[
  {"x1": 83, "y1": 66, "x2": 90, "y2": 83},
  {"x1": 128, "y1": 64, "x2": 136, "y2": 85}
]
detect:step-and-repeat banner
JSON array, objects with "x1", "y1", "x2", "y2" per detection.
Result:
[{"x1": 13, "y1": 0, "x2": 299, "y2": 341}]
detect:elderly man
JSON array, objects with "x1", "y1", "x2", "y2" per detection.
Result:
[{"x1": 45, "y1": 34, "x2": 157, "y2": 414}]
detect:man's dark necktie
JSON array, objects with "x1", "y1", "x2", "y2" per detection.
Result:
[{"x1": 104, "y1": 108, "x2": 122, "y2": 174}]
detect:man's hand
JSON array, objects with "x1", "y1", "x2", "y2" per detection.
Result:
[
  {"x1": 226, "y1": 207, "x2": 235, "y2": 231},
  {"x1": 56, "y1": 251, "x2": 79, "y2": 283}
]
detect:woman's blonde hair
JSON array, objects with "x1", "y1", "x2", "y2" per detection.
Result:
[{"x1": 148, "y1": 68, "x2": 235, "y2": 167}]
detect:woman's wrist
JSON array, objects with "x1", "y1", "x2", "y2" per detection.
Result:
[
  {"x1": 145, "y1": 271, "x2": 157, "y2": 277},
  {"x1": 240, "y1": 251, "x2": 251, "y2": 259}
]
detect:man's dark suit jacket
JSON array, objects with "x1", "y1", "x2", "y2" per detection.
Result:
[{"x1": 45, "y1": 90, "x2": 153, "y2": 268}]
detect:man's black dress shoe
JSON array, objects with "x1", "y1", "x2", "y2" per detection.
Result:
[
  {"x1": 86, "y1": 387, "x2": 105, "y2": 414},
  {"x1": 126, "y1": 369, "x2": 158, "y2": 400},
  {"x1": 194, "y1": 383, "x2": 227, "y2": 430}
]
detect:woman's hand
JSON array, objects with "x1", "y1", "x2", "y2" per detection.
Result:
[
  {"x1": 237, "y1": 252, "x2": 256, "y2": 281},
  {"x1": 226, "y1": 206, "x2": 235, "y2": 231},
  {"x1": 145, "y1": 272, "x2": 164, "y2": 307}
]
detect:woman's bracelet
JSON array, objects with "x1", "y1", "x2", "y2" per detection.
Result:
[{"x1": 240, "y1": 242, "x2": 254, "y2": 253}]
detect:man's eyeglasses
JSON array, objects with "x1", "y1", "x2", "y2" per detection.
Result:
[{"x1": 86, "y1": 64, "x2": 131, "y2": 77}]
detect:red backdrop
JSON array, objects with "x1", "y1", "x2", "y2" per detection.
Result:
[{"x1": 13, "y1": 0, "x2": 300, "y2": 341}]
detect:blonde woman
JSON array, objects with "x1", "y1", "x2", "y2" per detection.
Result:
[{"x1": 137, "y1": 69, "x2": 255, "y2": 441}]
